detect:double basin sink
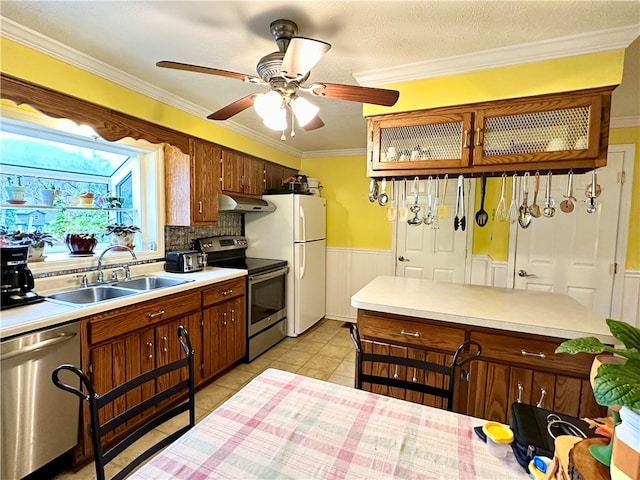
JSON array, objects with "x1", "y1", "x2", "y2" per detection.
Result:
[{"x1": 46, "y1": 276, "x2": 193, "y2": 305}]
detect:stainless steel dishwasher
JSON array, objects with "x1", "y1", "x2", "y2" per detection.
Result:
[{"x1": 1, "y1": 322, "x2": 81, "y2": 479}]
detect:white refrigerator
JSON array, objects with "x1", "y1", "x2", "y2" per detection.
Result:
[{"x1": 245, "y1": 194, "x2": 326, "y2": 337}]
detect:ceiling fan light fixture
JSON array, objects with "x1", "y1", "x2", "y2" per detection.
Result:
[
  {"x1": 291, "y1": 96, "x2": 319, "y2": 127},
  {"x1": 254, "y1": 90, "x2": 283, "y2": 120},
  {"x1": 262, "y1": 106, "x2": 288, "y2": 131}
]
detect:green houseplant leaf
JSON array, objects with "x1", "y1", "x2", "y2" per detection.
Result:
[{"x1": 555, "y1": 318, "x2": 640, "y2": 411}]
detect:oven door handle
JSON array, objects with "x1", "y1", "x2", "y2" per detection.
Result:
[{"x1": 249, "y1": 267, "x2": 289, "y2": 283}]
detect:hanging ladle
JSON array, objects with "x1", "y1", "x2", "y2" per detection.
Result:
[
  {"x1": 408, "y1": 176, "x2": 422, "y2": 225},
  {"x1": 378, "y1": 178, "x2": 388, "y2": 206},
  {"x1": 518, "y1": 172, "x2": 532, "y2": 229},
  {"x1": 368, "y1": 178, "x2": 378, "y2": 203}
]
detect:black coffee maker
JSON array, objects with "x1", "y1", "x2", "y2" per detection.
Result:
[{"x1": 1, "y1": 245, "x2": 44, "y2": 310}]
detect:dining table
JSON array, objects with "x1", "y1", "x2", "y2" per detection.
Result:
[{"x1": 130, "y1": 368, "x2": 529, "y2": 479}]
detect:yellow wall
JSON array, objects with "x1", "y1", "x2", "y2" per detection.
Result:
[
  {"x1": 0, "y1": 37, "x2": 300, "y2": 169},
  {"x1": 300, "y1": 155, "x2": 390, "y2": 249},
  {"x1": 364, "y1": 50, "x2": 624, "y2": 116},
  {"x1": 2, "y1": 36, "x2": 637, "y2": 266}
]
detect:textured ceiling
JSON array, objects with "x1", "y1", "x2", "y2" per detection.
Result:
[{"x1": 1, "y1": 1, "x2": 639, "y2": 155}]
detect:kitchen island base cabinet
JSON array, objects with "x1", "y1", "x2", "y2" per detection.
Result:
[{"x1": 356, "y1": 309, "x2": 606, "y2": 422}]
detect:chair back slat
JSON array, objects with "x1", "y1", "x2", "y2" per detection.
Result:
[
  {"x1": 52, "y1": 325, "x2": 195, "y2": 480},
  {"x1": 350, "y1": 323, "x2": 481, "y2": 411}
]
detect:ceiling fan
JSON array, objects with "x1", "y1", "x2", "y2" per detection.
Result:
[{"x1": 156, "y1": 19, "x2": 400, "y2": 139}]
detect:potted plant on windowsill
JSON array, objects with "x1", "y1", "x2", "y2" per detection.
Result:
[
  {"x1": 555, "y1": 319, "x2": 640, "y2": 475},
  {"x1": 49, "y1": 208, "x2": 109, "y2": 255},
  {"x1": 0, "y1": 229, "x2": 57, "y2": 262},
  {"x1": 105, "y1": 223, "x2": 141, "y2": 251},
  {"x1": 5, "y1": 175, "x2": 26, "y2": 204},
  {"x1": 38, "y1": 180, "x2": 59, "y2": 206}
]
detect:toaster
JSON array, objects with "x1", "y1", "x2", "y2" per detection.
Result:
[{"x1": 165, "y1": 250, "x2": 206, "y2": 273}]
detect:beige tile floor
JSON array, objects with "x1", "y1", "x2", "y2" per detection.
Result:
[{"x1": 54, "y1": 319, "x2": 355, "y2": 479}]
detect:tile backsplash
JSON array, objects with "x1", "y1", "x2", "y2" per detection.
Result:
[{"x1": 164, "y1": 213, "x2": 242, "y2": 253}]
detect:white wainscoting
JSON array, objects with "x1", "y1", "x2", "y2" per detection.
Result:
[
  {"x1": 325, "y1": 247, "x2": 394, "y2": 322},
  {"x1": 621, "y1": 270, "x2": 640, "y2": 327}
]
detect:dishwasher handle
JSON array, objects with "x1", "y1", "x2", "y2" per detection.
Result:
[
  {"x1": 51, "y1": 364, "x2": 93, "y2": 401},
  {"x1": 0, "y1": 332, "x2": 77, "y2": 362}
]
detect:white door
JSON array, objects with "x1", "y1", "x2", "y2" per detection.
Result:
[
  {"x1": 295, "y1": 195, "x2": 326, "y2": 242},
  {"x1": 294, "y1": 239, "x2": 326, "y2": 335},
  {"x1": 511, "y1": 152, "x2": 627, "y2": 318},
  {"x1": 396, "y1": 176, "x2": 471, "y2": 283}
]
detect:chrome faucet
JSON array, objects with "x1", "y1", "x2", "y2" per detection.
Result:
[{"x1": 96, "y1": 245, "x2": 137, "y2": 282}]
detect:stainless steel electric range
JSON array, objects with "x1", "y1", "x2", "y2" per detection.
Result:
[{"x1": 196, "y1": 235, "x2": 288, "y2": 361}]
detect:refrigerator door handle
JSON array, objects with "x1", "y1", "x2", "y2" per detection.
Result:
[
  {"x1": 299, "y1": 243, "x2": 306, "y2": 280},
  {"x1": 299, "y1": 205, "x2": 306, "y2": 242}
]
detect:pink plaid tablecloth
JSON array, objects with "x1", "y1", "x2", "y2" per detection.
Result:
[{"x1": 131, "y1": 368, "x2": 528, "y2": 479}]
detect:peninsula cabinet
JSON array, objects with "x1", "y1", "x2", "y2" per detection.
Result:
[
  {"x1": 165, "y1": 139, "x2": 219, "y2": 226},
  {"x1": 465, "y1": 330, "x2": 604, "y2": 424},
  {"x1": 80, "y1": 290, "x2": 202, "y2": 457},
  {"x1": 366, "y1": 87, "x2": 614, "y2": 178},
  {"x1": 355, "y1": 309, "x2": 606, "y2": 421},
  {"x1": 201, "y1": 277, "x2": 246, "y2": 380}
]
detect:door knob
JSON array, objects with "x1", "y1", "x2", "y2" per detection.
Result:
[
  {"x1": 398, "y1": 256, "x2": 409, "y2": 262},
  {"x1": 518, "y1": 269, "x2": 535, "y2": 277}
]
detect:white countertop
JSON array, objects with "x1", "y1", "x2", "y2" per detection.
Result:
[
  {"x1": 351, "y1": 276, "x2": 614, "y2": 343},
  {"x1": 1, "y1": 266, "x2": 247, "y2": 340}
]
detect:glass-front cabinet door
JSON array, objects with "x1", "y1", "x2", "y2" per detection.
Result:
[
  {"x1": 473, "y1": 94, "x2": 603, "y2": 167},
  {"x1": 369, "y1": 112, "x2": 473, "y2": 172}
]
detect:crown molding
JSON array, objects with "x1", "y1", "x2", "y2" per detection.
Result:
[
  {"x1": 354, "y1": 25, "x2": 640, "y2": 86},
  {"x1": 302, "y1": 148, "x2": 366, "y2": 159},
  {"x1": 0, "y1": 17, "x2": 303, "y2": 157},
  {"x1": 611, "y1": 116, "x2": 640, "y2": 128}
]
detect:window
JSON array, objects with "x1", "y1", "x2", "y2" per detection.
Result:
[{"x1": 0, "y1": 105, "x2": 164, "y2": 271}]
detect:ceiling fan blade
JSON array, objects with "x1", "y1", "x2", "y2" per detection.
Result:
[
  {"x1": 303, "y1": 115, "x2": 325, "y2": 131},
  {"x1": 207, "y1": 95, "x2": 255, "y2": 120},
  {"x1": 156, "y1": 60, "x2": 256, "y2": 82},
  {"x1": 313, "y1": 83, "x2": 399, "y2": 107},
  {"x1": 280, "y1": 37, "x2": 331, "y2": 79}
]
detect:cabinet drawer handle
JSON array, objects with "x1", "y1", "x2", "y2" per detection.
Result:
[
  {"x1": 400, "y1": 329, "x2": 420, "y2": 337},
  {"x1": 148, "y1": 309, "x2": 165, "y2": 318},
  {"x1": 463, "y1": 129, "x2": 471, "y2": 148},
  {"x1": 222, "y1": 289, "x2": 233, "y2": 295},
  {"x1": 146, "y1": 342, "x2": 153, "y2": 359},
  {"x1": 521, "y1": 349, "x2": 546, "y2": 358},
  {"x1": 536, "y1": 387, "x2": 547, "y2": 408},
  {"x1": 474, "y1": 127, "x2": 483, "y2": 146}
]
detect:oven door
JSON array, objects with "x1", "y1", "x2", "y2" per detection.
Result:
[{"x1": 248, "y1": 267, "x2": 288, "y2": 337}]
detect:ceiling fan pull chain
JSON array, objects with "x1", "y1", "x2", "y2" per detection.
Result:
[{"x1": 290, "y1": 108, "x2": 296, "y2": 137}]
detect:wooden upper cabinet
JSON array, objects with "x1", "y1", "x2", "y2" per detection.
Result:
[
  {"x1": 164, "y1": 139, "x2": 219, "y2": 226},
  {"x1": 264, "y1": 163, "x2": 298, "y2": 192},
  {"x1": 367, "y1": 87, "x2": 614, "y2": 178},
  {"x1": 220, "y1": 149, "x2": 266, "y2": 196}
]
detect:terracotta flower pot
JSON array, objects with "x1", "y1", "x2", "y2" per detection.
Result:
[{"x1": 65, "y1": 234, "x2": 97, "y2": 255}]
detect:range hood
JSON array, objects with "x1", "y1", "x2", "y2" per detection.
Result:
[{"x1": 218, "y1": 194, "x2": 275, "y2": 213}]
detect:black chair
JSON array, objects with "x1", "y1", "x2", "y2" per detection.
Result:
[
  {"x1": 52, "y1": 325, "x2": 195, "y2": 480},
  {"x1": 349, "y1": 323, "x2": 481, "y2": 411}
]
